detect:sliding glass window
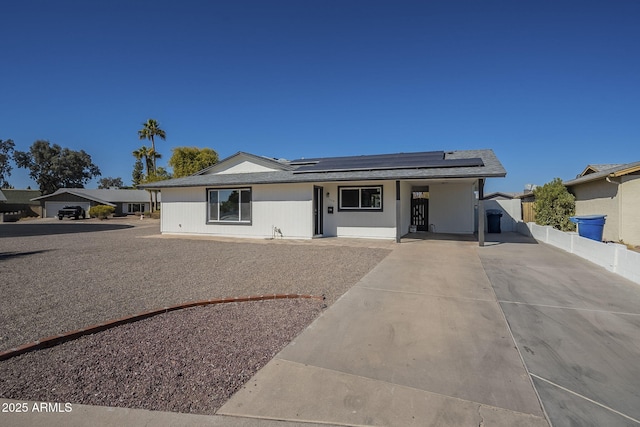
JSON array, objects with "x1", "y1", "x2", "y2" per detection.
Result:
[
  {"x1": 208, "y1": 188, "x2": 251, "y2": 223},
  {"x1": 338, "y1": 186, "x2": 383, "y2": 211}
]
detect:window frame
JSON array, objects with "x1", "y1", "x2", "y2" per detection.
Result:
[
  {"x1": 206, "y1": 187, "x2": 252, "y2": 224},
  {"x1": 127, "y1": 203, "x2": 145, "y2": 214},
  {"x1": 338, "y1": 185, "x2": 383, "y2": 211}
]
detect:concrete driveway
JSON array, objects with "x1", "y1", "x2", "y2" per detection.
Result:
[
  {"x1": 220, "y1": 233, "x2": 640, "y2": 426},
  {"x1": 220, "y1": 235, "x2": 548, "y2": 426},
  {"x1": 480, "y1": 233, "x2": 640, "y2": 426}
]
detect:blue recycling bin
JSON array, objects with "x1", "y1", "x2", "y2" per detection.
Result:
[{"x1": 569, "y1": 215, "x2": 606, "y2": 242}]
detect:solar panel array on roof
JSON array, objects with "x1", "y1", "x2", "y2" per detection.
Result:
[{"x1": 290, "y1": 151, "x2": 484, "y2": 173}]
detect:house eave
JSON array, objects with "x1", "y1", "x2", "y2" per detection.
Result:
[{"x1": 141, "y1": 170, "x2": 505, "y2": 190}]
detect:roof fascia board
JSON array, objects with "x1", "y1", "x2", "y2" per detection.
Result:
[
  {"x1": 611, "y1": 164, "x2": 640, "y2": 178},
  {"x1": 142, "y1": 171, "x2": 504, "y2": 190}
]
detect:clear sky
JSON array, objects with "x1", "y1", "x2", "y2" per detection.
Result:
[{"x1": 2, "y1": 0, "x2": 639, "y2": 194}]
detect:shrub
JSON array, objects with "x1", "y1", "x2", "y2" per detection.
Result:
[
  {"x1": 143, "y1": 211, "x2": 160, "y2": 219},
  {"x1": 89, "y1": 205, "x2": 115, "y2": 219},
  {"x1": 534, "y1": 178, "x2": 576, "y2": 231}
]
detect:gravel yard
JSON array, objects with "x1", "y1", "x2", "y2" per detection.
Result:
[
  {"x1": 0, "y1": 299, "x2": 322, "y2": 414},
  {"x1": 0, "y1": 219, "x2": 390, "y2": 351},
  {"x1": 0, "y1": 219, "x2": 391, "y2": 414}
]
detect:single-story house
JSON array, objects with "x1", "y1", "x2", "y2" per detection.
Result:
[
  {"x1": 0, "y1": 189, "x2": 42, "y2": 221},
  {"x1": 564, "y1": 161, "x2": 640, "y2": 245},
  {"x1": 32, "y1": 188, "x2": 158, "y2": 218},
  {"x1": 140, "y1": 149, "x2": 506, "y2": 242}
]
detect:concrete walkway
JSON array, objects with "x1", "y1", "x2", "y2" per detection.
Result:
[{"x1": 219, "y1": 235, "x2": 549, "y2": 426}]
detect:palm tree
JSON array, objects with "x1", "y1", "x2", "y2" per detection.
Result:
[
  {"x1": 132, "y1": 146, "x2": 153, "y2": 178},
  {"x1": 133, "y1": 146, "x2": 163, "y2": 211},
  {"x1": 137, "y1": 119, "x2": 166, "y2": 172}
]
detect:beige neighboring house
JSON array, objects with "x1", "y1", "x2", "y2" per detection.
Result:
[{"x1": 564, "y1": 162, "x2": 640, "y2": 245}]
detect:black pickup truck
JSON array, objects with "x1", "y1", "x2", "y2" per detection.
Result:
[{"x1": 58, "y1": 206, "x2": 86, "y2": 220}]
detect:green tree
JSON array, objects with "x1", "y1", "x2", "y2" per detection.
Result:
[
  {"x1": 0, "y1": 139, "x2": 16, "y2": 188},
  {"x1": 132, "y1": 158, "x2": 144, "y2": 187},
  {"x1": 142, "y1": 166, "x2": 171, "y2": 213},
  {"x1": 98, "y1": 177, "x2": 124, "y2": 189},
  {"x1": 137, "y1": 119, "x2": 166, "y2": 172},
  {"x1": 168, "y1": 146, "x2": 219, "y2": 177},
  {"x1": 14, "y1": 140, "x2": 101, "y2": 195},
  {"x1": 534, "y1": 178, "x2": 576, "y2": 231},
  {"x1": 132, "y1": 145, "x2": 161, "y2": 179}
]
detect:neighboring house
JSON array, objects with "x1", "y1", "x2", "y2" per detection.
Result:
[
  {"x1": 564, "y1": 161, "x2": 640, "y2": 245},
  {"x1": 0, "y1": 189, "x2": 42, "y2": 221},
  {"x1": 141, "y1": 150, "x2": 506, "y2": 241},
  {"x1": 32, "y1": 188, "x2": 157, "y2": 218},
  {"x1": 0, "y1": 189, "x2": 6, "y2": 203}
]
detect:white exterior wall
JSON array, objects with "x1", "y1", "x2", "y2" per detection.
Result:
[
  {"x1": 160, "y1": 184, "x2": 313, "y2": 239},
  {"x1": 319, "y1": 181, "x2": 397, "y2": 239},
  {"x1": 428, "y1": 183, "x2": 475, "y2": 234},
  {"x1": 484, "y1": 199, "x2": 521, "y2": 232},
  {"x1": 620, "y1": 175, "x2": 640, "y2": 246},
  {"x1": 160, "y1": 179, "x2": 477, "y2": 240}
]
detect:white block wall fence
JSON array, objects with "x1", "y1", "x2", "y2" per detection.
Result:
[{"x1": 517, "y1": 222, "x2": 640, "y2": 285}]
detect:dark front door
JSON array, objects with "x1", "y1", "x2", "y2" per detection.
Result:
[
  {"x1": 411, "y1": 197, "x2": 429, "y2": 231},
  {"x1": 314, "y1": 186, "x2": 323, "y2": 235}
]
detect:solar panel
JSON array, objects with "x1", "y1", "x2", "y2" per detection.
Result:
[{"x1": 290, "y1": 151, "x2": 483, "y2": 173}]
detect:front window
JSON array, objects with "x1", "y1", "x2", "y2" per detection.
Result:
[
  {"x1": 339, "y1": 186, "x2": 382, "y2": 211},
  {"x1": 208, "y1": 188, "x2": 251, "y2": 223},
  {"x1": 128, "y1": 203, "x2": 145, "y2": 213}
]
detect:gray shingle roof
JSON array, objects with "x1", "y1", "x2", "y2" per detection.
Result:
[
  {"x1": 586, "y1": 164, "x2": 624, "y2": 173},
  {"x1": 140, "y1": 149, "x2": 506, "y2": 189},
  {"x1": 564, "y1": 161, "x2": 640, "y2": 186},
  {"x1": 31, "y1": 188, "x2": 153, "y2": 204}
]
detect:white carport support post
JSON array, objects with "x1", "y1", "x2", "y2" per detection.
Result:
[
  {"x1": 478, "y1": 178, "x2": 485, "y2": 247},
  {"x1": 396, "y1": 180, "x2": 402, "y2": 243}
]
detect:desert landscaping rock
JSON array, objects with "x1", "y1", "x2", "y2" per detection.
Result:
[
  {"x1": 0, "y1": 220, "x2": 390, "y2": 351},
  {"x1": 0, "y1": 219, "x2": 390, "y2": 414},
  {"x1": 0, "y1": 299, "x2": 323, "y2": 414}
]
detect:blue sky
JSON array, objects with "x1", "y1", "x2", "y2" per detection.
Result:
[{"x1": 1, "y1": 0, "x2": 638, "y2": 194}]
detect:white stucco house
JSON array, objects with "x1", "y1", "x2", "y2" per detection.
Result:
[{"x1": 141, "y1": 150, "x2": 506, "y2": 242}]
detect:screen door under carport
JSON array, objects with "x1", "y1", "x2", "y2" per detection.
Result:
[{"x1": 411, "y1": 191, "x2": 429, "y2": 231}]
